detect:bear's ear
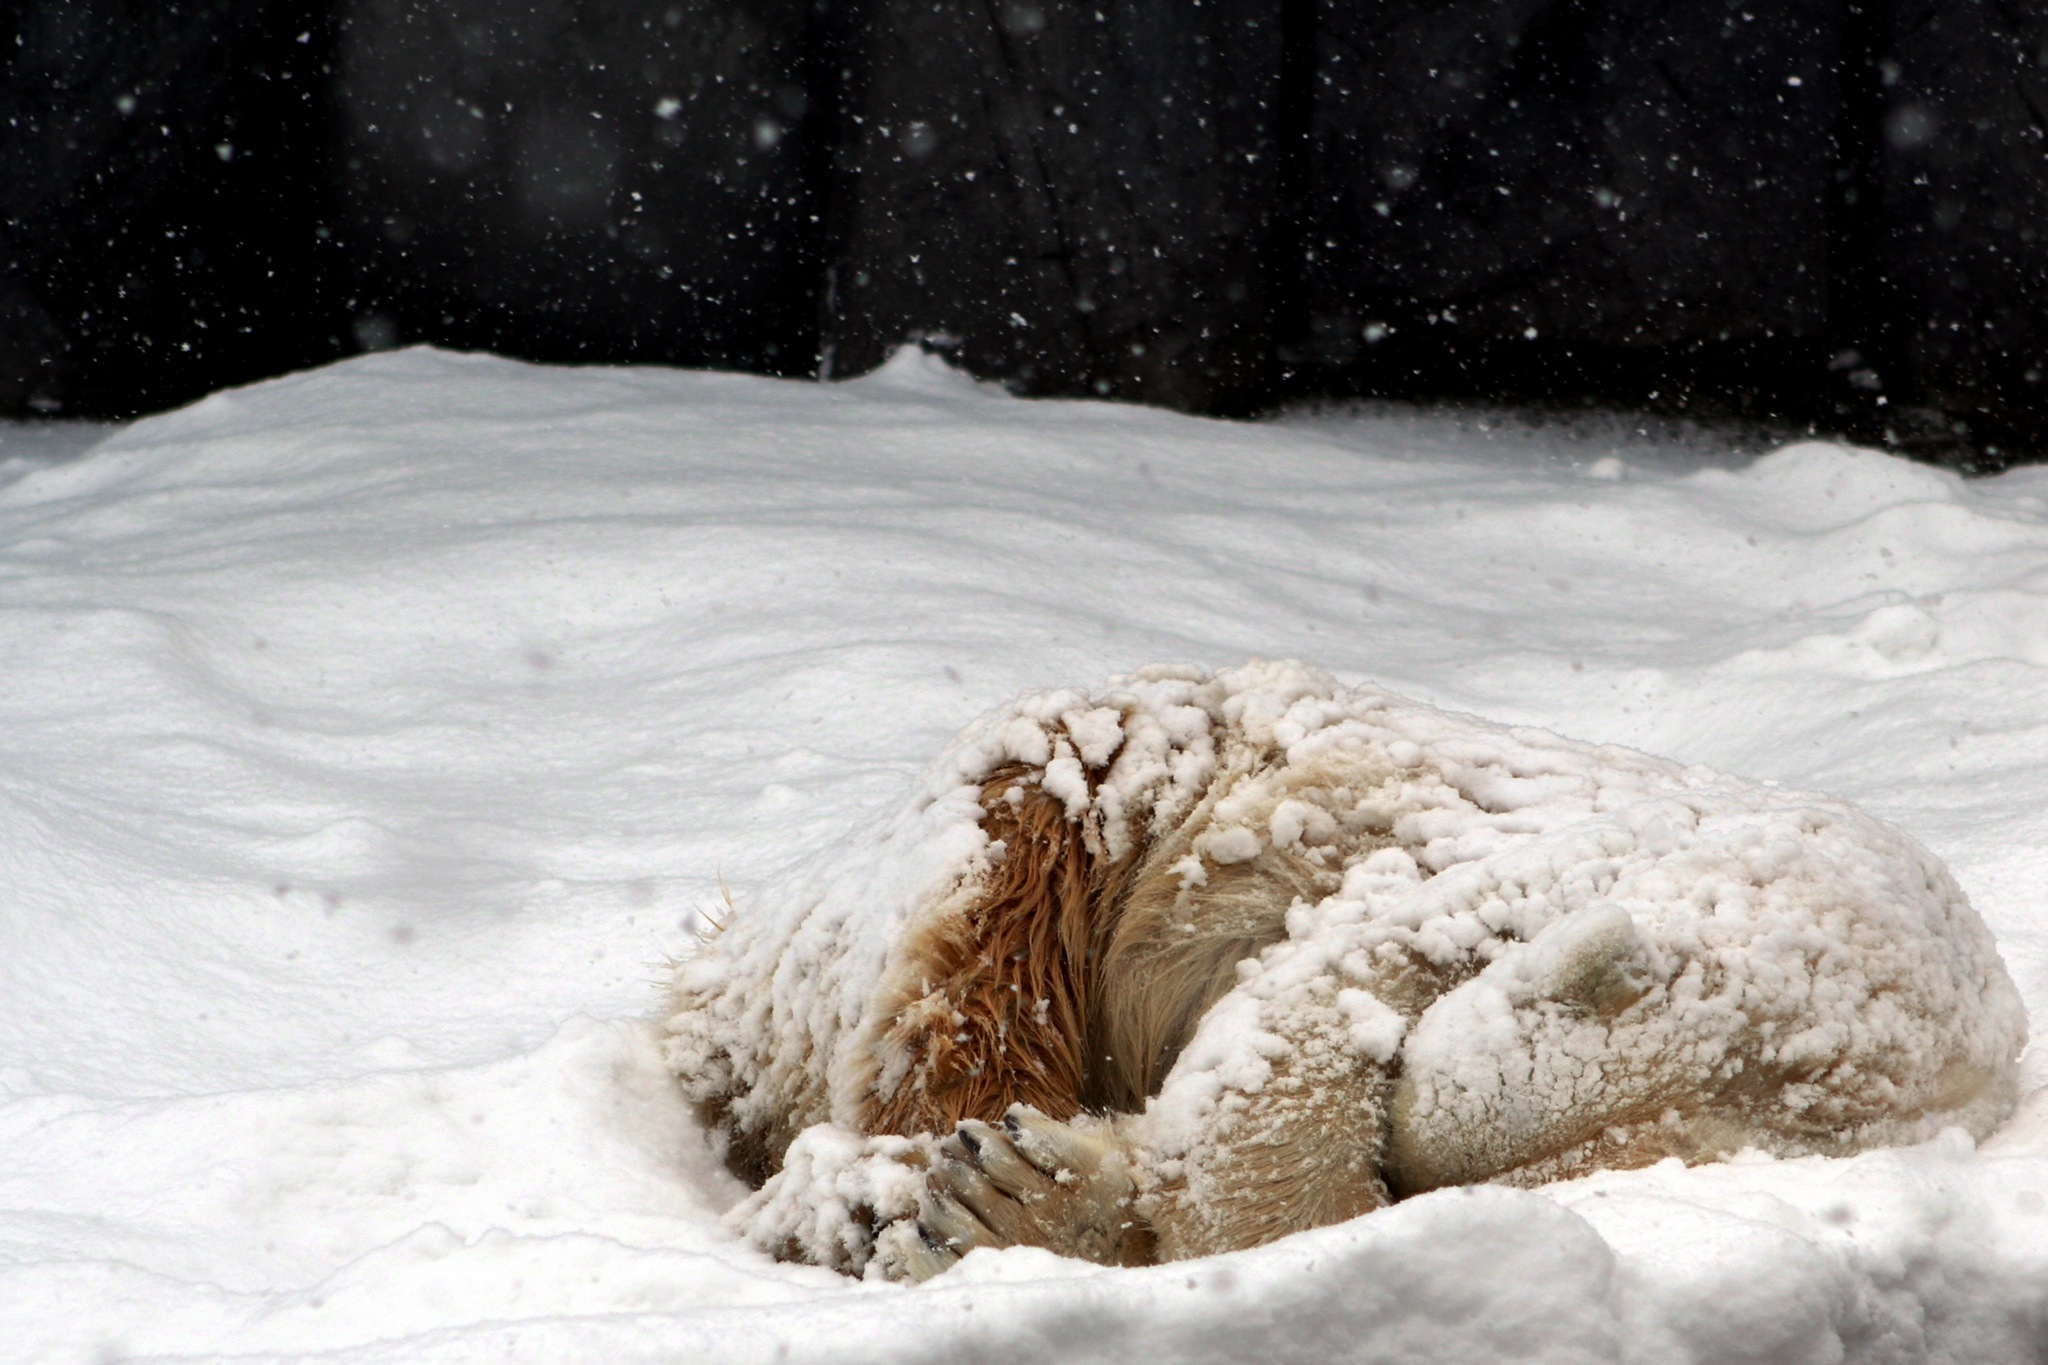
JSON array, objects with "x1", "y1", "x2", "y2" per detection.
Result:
[
  {"x1": 1520, "y1": 903, "x2": 1655, "y2": 1018},
  {"x1": 859, "y1": 772, "x2": 1098, "y2": 1138}
]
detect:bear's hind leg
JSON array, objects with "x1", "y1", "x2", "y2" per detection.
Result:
[{"x1": 1139, "y1": 1033, "x2": 1395, "y2": 1261}]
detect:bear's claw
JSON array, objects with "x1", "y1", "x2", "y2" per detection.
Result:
[{"x1": 895, "y1": 1104, "x2": 1143, "y2": 1280}]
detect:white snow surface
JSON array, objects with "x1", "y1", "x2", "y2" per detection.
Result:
[{"x1": 2, "y1": 346, "x2": 2045, "y2": 1363}]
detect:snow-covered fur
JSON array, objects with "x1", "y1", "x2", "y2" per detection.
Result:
[{"x1": 665, "y1": 662, "x2": 2027, "y2": 1279}]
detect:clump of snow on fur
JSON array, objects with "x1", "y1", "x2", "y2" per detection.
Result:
[
  {"x1": 664, "y1": 775, "x2": 998, "y2": 1139},
  {"x1": 726, "y1": 1125, "x2": 930, "y2": 1278},
  {"x1": 1337, "y1": 988, "x2": 1408, "y2": 1064}
]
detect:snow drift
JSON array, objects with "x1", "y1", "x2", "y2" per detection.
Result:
[{"x1": 0, "y1": 348, "x2": 2044, "y2": 1362}]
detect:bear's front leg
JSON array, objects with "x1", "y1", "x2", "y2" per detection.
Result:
[{"x1": 887, "y1": 1105, "x2": 1151, "y2": 1280}]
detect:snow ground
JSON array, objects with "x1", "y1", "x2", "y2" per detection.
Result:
[
  {"x1": 0, "y1": 421, "x2": 113, "y2": 489},
  {"x1": 0, "y1": 348, "x2": 2043, "y2": 1364}
]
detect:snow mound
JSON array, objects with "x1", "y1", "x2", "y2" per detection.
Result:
[{"x1": 0, "y1": 349, "x2": 2044, "y2": 1361}]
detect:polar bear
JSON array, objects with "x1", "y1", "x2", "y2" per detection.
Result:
[{"x1": 665, "y1": 662, "x2": 2027, "y2": 1280}]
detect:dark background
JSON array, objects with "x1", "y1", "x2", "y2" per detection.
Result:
[{"x1": 4, "y1": 1, "x2": 2045, "y2": 466}]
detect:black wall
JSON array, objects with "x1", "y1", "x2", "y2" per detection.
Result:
[
  {"x1": 333, "y1": 0, "x2": 822, "y2": 373},
  {"x1": 1298, "y1": 2, "x2": 1844, "y2": 416},
  {"x1": 5, "y1": 0, "x2": 2044, "y2": 466},
  {"x1": 1, "y1": 0, "x2": 340, "y2": 415},
  {"x1": 818, "y1": 0, "x2": 1287, "y2": 414}
]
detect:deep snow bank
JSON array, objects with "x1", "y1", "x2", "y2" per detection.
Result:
[{"x1": 0, "y1": 348, "x2": 2042, "y2": 1363}]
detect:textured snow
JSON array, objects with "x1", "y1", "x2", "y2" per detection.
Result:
[{"x1": 2, "y1": 348, "x2": 2046, "y2": 1362}]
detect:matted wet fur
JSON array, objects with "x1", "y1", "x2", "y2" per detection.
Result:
[
  {"x1": 860, "y1": 768, "x2": 1102, "y2": 1136},
  {"x1": 665, "y1": 664, "x2": 2027, "y2": 1280}
]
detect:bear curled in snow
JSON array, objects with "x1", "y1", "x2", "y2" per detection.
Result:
[{"x1": 665, "y1": 662, "x2": 2027, "y2": 1280}]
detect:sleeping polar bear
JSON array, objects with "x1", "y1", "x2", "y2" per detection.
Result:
[{"x1": 665, "y1": 662, "x2": 2027, "y2": 1280}]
